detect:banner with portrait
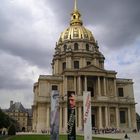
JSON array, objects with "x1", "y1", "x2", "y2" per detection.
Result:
[
  {"x1": 83, "y1": 91, "x2": 92, "y2": 140},
  {"x1": 67, "y1": 91, "x2": 76, "y2": 140},
  {"x1": 50, "y1": 90, "x2": 59, "y2": 140}
]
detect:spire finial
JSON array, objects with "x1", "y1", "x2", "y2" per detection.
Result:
[
  {"x1": 70, "y1": 0, "x2": 83, "y2": 26},
  {"x1": 74, "y1": 0, "x2": 77, "y2": 11}
]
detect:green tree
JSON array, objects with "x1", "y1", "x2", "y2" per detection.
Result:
[
  {"x1": 8, "y1": 124, "x2": 16, "y2": 135},
  {"x1": 0, "y1": 108, "x2": 19, "y2": 131}
]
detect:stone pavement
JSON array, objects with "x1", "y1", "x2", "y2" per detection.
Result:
[
  {"x1": 94, "y1": 133, "x2": 140, "y2": 140},
  {"x1": 16, "y1": 132, "x2": 140, "y2": 140}
]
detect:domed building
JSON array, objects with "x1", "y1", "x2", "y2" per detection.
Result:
[{"x1": 32, "y1": 1, "x2": 137, "y2": 133}]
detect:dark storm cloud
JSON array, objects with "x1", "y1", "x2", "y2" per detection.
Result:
[{"x1": 48, "y1": 0, "x2": 140, "y2": 48}]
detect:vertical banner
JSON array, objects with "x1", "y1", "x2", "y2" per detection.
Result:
[
  {"x1": 50, "y1": 90, "x2": 59, "y2": 140},
  {"x1": 67, "y1": 91, "x2": 76, "y2": 140},
  {"x1": 83, "y1": 91, "x2": 92, "y2": 140}
]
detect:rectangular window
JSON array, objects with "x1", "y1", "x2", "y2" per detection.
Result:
[
  {"x1": 74, "y1": 61, "x2": 79, "y2": 69},
  {"x1": 120, "y1": 111, "x2": 126, "y2": 123},
  {"x1": 62, "y1": 62, "x2": 66, "y2": 70},
  {"x1": 87, "y1": 61, "x2": 91, "y2": 66},
  {"x1": 87, "y1": 87, "x2": 94, "y2": 97},
  {"x1": 52, "y1": 85, "x2": 58, "y2": 90},
  {"x1": 118, "y1": 88, "x2": 124, "y2": 97}
]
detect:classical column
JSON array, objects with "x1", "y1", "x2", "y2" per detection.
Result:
[
  {"x1": 64, "y1": 107, "x2": 67, "y2": 131},
  {"x1": 115, "y1": 107, "x2": 119, "y2": 129},
  {"x1": 46, "y1": 107, "x2": 50, "y2": 129},
  {"x1": 64, "y1": 76, "x2": 67, "y2": 95},
  {"x1": 98, "y1": 77, "x2": 101, "y2": 96},
  {"x1": 114, "y1": 79, "x2": 117, "y2": 96},
  {"x1": 94, "y1": 58, "x2": 97, "y2": 66},
  {"x1": 55, "y1": 59, "x2": 59, "y2": 74},
  {"x1": 66, "y1": 76, "x2": 67, "y2": 93},
  {"x1": 74, "y1": 76, "x2": 76, "y2": 93},
  {"x1": 63, "y1": 75, "x2": 65, "y2": 95},
  {"x1": 99, "y1": 106, "x2": 103, "y2": 129},
  {"x1": 131, "y1": 106, "x2": 137, "y2": 128},
  {"x1": 84, "y1": 76, "x2": 87, "y2": 91},
  {"x1": 103, "y1": 77, "x2": 106, "y2": 96},
  {"x1": 78, "y1": 76, "x2": 81, "y2": 95},
  {"x1": 60, "y1": 107, "x2": 62, "y2": 131},
  {"x1": 78, "y1": 107, "x2": 82, "y2": 129},
  {"x1": 108, "y1": 107, "x2": 110, "y2": 126},
  {"x1": 128, "y1": 107, "x2": 131, "y2": 128},
  {"x1": 105, "y1": 106, "x2": 109, "y2": 128}
]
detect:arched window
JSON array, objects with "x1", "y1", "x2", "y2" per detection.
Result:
[
  {"x1": 86, "y1": 44, "x2": 89, "y2": 51},
  {"x1": 64, "y1": 45, "x2": 67, "y2": 51},
  {"x1": 74, "y1": 43, "x2": 78, "y2": 50}
]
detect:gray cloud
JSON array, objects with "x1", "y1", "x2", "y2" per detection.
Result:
[
  {"x1": 0, "y1": 51, "x2": 32, "y2": 90},
  {"x1": 0, "y1": 0, "x2": 140, "y2": 113},
  {"x1": 0, "y1": 0, "x2": 54, "y2": 69},
  {"x1": 48, "y1": 0, "x2": 140, "y2": 48},
  {"x1": 0, "y1": 38, "x2": 53, "y2": 68}
]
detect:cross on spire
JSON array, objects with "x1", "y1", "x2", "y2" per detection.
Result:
[{"x1": 74, "y1": 0, "x2": 77, "y2": 11}]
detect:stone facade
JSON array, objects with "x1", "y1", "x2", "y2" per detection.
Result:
[{"x1": 32, "y1": 1, "x2": 137, "y2": 133}]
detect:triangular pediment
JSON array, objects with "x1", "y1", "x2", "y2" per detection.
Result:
[{"x1": 79, "y1": 65, "x2": 106, "y2": 72}]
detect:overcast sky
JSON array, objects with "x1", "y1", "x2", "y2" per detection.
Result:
[{"x1": 0, "y1": 0, "x2": 140, "y2": 114}]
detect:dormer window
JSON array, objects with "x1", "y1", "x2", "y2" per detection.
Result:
[
  {"x1": 74, "y1": 43, "x2": 78, "y2": 50},
  {"x1": 86, "y1": 44, "x2": 89, "y2": 51}
]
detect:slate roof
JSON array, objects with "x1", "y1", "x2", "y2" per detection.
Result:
[
  {"x1": 8, "y1": 102, "x2": 27, "y2": 113},
  {"x1": 26, "y1": 108, "x2": 32, "y2": 117}
]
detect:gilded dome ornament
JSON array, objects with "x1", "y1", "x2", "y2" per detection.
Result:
[{"x1": 58, "y1": 0, "x2": 95, "y2": 44}]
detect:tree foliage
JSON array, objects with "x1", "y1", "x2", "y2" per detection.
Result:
[
  {"x1": 0, "y1": 108, "x2": 10, "y2": 128},
  {"x1": 0, "y1": 108, "x2": 18, "y2": 130},
  {"x1": 8, "y1": 124, "x2": 16, "y2": 135}
]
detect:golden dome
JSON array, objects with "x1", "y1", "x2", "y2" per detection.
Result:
[{"x1": 58, "y1": 0, "x2": 95, "y2": 44}]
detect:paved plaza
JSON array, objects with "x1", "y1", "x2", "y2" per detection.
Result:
[
  {"x1": 16, "y1": 132, "x2": 140, "y2": 140},
  {"x1": 95, "y1": 133, "x2": 140, "y2": 140}
]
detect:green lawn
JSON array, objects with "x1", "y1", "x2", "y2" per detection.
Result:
[
  {"x1": 0, "y1": 135, "x2": 120, "y2": 140},
  {"x1": 0, "y1": 136, "x2": 9, "y2": 140}
]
